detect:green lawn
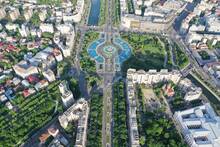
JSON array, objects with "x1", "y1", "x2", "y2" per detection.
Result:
[{"x1": 121, "y1": 32, "x2": 170, "y2": 74}]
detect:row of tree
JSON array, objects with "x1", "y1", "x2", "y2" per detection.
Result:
[{"x1": 113, "y1": 80, "x2": 128, "y2": 147}]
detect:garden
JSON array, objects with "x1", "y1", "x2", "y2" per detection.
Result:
[
  {"x1": 120, "y1": 32, "x2": 171, "y2": 74},
  {"x1": 173, "y1": 42, "x2": 189, "y2": 69}
]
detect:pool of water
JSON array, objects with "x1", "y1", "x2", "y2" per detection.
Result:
[
  {"x1": 114, "y1": 38, "x2": 132, "y2": 64},
  {"x1": 88, "y1": 0, "x2": 100, "y2": 26},
  {"x1": 87, "y1": 38, "x2": 105, "y2": 63}
]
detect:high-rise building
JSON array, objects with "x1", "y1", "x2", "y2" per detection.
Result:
[{"x1": 59, "y1": 81, "x2": 74, "y2": 108}]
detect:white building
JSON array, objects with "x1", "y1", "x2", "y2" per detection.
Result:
[
  {"x1": 18, "y1": 24, "x2": 30, "y2": 37},
  {"x1": 40, "y1": 23, "x2": 54, "y2": 33},
  {"x1": 5, "y1": 23, "x2": 19, "y2": 31},
  {"x1": 8, "y1": 8, "x2": 20, "y2": 21},
  {"x1": 179, "y1": 78, "x2": 202, "y2": 101},
  {"x1": 58, "y1": 98, "x2": 89, "y2": 147},
  {"x1": 63, "y1": 0, "x2": 84, "y2": 23},
  {"x1": 126, "y1": 78, "x2": 140, "y2": 147},
  {"x1": 174, "y1": 103, "x2": 220, "y2": 147},
  {"x1": 56, "y1": 23, "x2": 74, "y2": 35},
  {"x1": 59, "y1": 81, "x2": 74, "y2": 108},
  {"x1": 127, "y1": 68, "x2": 181, "y2": 85},
  {"x1": 13, "y1": 60, "x2": 39, "y2": 79}
]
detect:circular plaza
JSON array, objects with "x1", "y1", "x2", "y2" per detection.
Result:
[{"x1": 87, "y1": 34, "x2": 132, "y2": 71}]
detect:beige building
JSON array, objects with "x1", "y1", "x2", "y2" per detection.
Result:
[
  {"x1": 0, "y1": 7, "x2": 6, "y2": 19},
  {"x1": 9, "y1": 8, "x2": 20, "y2": 21},
  {"x1": 23, "y1": 8, "x2": 33, "y2": 20}
]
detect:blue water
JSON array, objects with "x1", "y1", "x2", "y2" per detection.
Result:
[
  {"x1": 114, "y1": 38, "x2": 132, "y2": 64},
  {"x1": 88, "y1": 0, "x2": 100, "y2": 26}
]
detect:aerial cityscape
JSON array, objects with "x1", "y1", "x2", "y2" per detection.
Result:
[{"x1": 0, "y1": 0, "x2": 220, "y2": 147}]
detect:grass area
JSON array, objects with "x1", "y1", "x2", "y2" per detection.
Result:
[
  {"x1": 173, "y1": 42, "x2": 189, "y2": 69},
  {"x1": 136, "y1": 85, "x2": 186, "y2": 147},
  {"x1": 87, "y1": 92, "x2": 103, "y2": 147},
  {"x1": 0, "y1": 81, "x2": 63, "y2": 146},
  {"x1": 113, "y1": 0, "x2": 121, "y2": 26},
  {"x1": 113, "y1": 80, "x2": 128, "y2": 147},
  {"x1": 37, "y1": 0, "x2": 61, "y2": 6},
  {"x1": 80, "y1": 31, "x2": 100, "y2": 87},
  {"x1": 99, "y1": 0, "x2": 107, "y2": 25},
  {"x1": 121, "y1": 32, "x2": 171, "y2": 74}
]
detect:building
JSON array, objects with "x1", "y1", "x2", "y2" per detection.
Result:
[
  {"x1": 18, "y1": 24, "x2": 30, "y2": 37},
  {"x1": 59, "y1": 81, "x2": 74, "y2": 108},
  {"x1": 179, "y1": 78, "x2": 202, "y2": 101},
  {"x1": 127, "y1": 68, "x2": 181, "y2": 85},
  {"x1": 126, "y1": 78, "x2": 140, "y2": 147},
  {"x1": 174, "y1": 103, "x2": 220, "y2": 147},
  {"x1": 39, "y1": 9, "x2": 47, "y2": 22},
  {"x1": 40, "y1": 23, "x2": 54, "y2": 33},
  {"x1": 42, "y1": 69, "x2": 56, "y2": 82},
  {"x1": 23, "y1": 8, "x2": 33, "y2": 20},
  {"x1": 58, "y1": 98, "x2": 89, "y2": 147},
  {"x1": 0, "y1": 7, "x2": 6, "y2": 19},
  {"x1": 204, "y1": 62, "x2": 220, "y2": 86},
  {"x1": 34, "y1": 79, "x2": 49, "y2": 91},
  {"x1": 120, "y1": 0, "x2": 186, "y2": 33},
  {"x1": 56, "y1": 23, "x2": 74, "y2": 35},
  {"x1": 13, "y1": 60, "x2": 39, "y2": 79},
  {"x1": 8, "y1": 8, "x2": 20, "y2": 21},
  {"x1": 5, "y1": 23, "x2": 19, "y2": 31}
]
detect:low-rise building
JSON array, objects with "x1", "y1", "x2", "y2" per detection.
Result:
[
  {"x1": 40, "y1": 23, "x2": 54, "y2": 33},
  {"x1": 34, "y1": 79, "x2": 49, "y2": 91},
  {"x1": 8, "y1": 8, "x2": 20, "y2": 21},
  {"x1": 0, "y1": 7, "x2": 6, "y2": 19},
  {"x1": 42, "y1": 69, "x2": 55, "y2": 82},
  {"x1": 23, "y1": 8, "x2": 33, "y2": 20},
  {"x1": 13, "y1": 60, "x2": 39, "y2": 79}
]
